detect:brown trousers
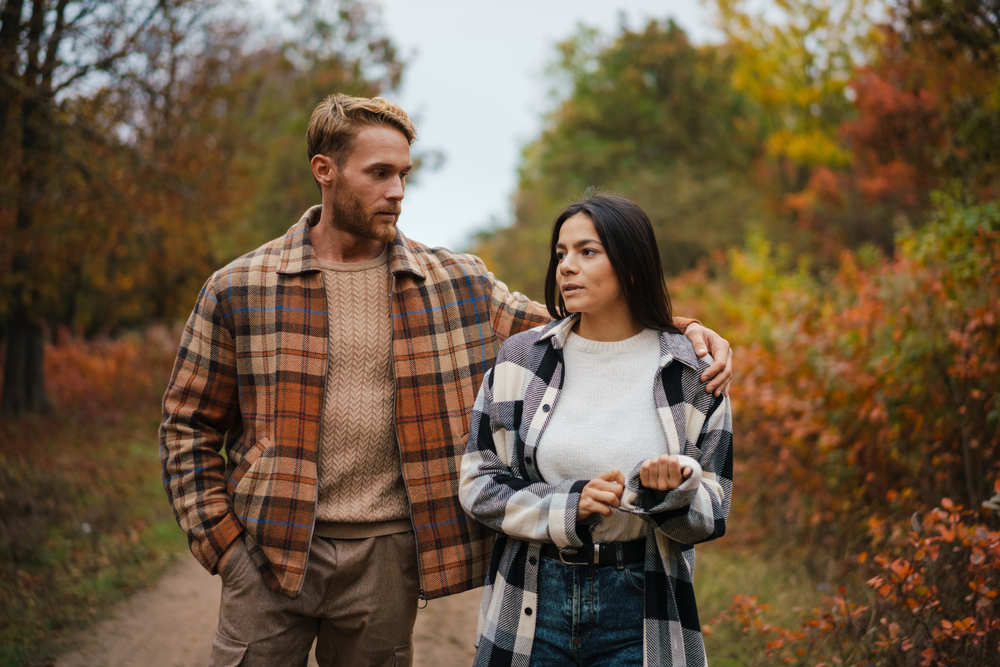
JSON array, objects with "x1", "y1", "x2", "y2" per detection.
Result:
[{"x1": 210, "y1": 532, "x2": 420, "y2": 667}]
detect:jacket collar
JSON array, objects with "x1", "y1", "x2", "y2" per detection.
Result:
[
  {"x1": 538, "y1": 314, "x2": 702, "y2": 371},
  {"x1": 277, "y1": 205, "x2": 425, "y2": 279}
]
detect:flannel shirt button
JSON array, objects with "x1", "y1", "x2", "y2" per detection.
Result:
[
  {"x1": 525, "y1": 607, "x2": 533, "y2": 616},
  {"x1": 529, "y1": 556, "x2": 537, "y2": 565},
  {"x1": 525, "y1": 456, "x2": 532, "y2": 464},
  {"x1": 542, "y1": 404, "x2": 550, "y2": 412}
]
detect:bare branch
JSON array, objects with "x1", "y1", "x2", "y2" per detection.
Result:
[
  {"x1": 23, "y1": 0, "x2": 43, "y2": 84},
  {"x1": 38, "y1": 0, "x2": 69, "y2": 93},
  {"x1": 52, "y1": 1, "x2": 168, "y2": 96}
]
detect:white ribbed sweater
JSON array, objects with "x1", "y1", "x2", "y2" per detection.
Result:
[{"x1": 536, "y1": 327, "x2": 669, "y2": 541}]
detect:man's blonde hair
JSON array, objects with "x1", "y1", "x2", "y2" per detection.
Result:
[{"x1": 306, "y1": 94, "x2": 416, "y2": 169}]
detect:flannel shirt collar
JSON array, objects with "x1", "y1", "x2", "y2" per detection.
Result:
[
  {"x1": 538, "y1": 315, "x2": 701, "y2": 371},
  {"x1": 277, "y1": 206, "x2": 424, "y2": 279}
]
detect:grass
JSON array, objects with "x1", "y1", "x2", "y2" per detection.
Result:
[
  {"x1": 695, "y1": 540, "x2": 831, "y2": 667},
  {"x1": 0, "y1": 415, "x2": 190, "y2": 667}
]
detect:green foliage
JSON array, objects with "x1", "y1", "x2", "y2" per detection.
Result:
[
  {"x1": 470, "y1": 19, "x2": 763, "y2": 298},
  {"x1": 0, "y1": 327, "x2": 186, "y2": 664},
  {"x1": 0, "y1": 419, "x2": 189, "y2": 666}
]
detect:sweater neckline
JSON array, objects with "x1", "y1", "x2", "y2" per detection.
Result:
[
  {"x1": 564, "y1": 327, "x2": 659, "y2": 355},
  {"x1": 315, "y1": 245, "x2": 390, "y2": 272}
]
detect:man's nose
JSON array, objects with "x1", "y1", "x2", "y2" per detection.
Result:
[{"x1": 386, "y1": 175, "x2": 405, "y2": 200}]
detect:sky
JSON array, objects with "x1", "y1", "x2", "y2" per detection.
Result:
[{"x1": 256, "y1": 1, "x2": 718, "y2": 250}]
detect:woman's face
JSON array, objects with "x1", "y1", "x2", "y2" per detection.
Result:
[{"x1": 555, "y1": 213, "x2": 625, "y2": 318}]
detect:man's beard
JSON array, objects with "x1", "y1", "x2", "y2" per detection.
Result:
[{"x1": 331, "y1": 178, "x2": 400, "y2": 244}]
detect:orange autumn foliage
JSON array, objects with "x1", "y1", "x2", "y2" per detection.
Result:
[
  {"x1": 673, "y1": 195, "x2": 1000, "y2": 664},
  {"x1": 0, "y1": 325, "x2": 179, "y2": 424},
  {"x1": 711, "y1": 498, "x2": 1000, "y2": 666},
  {"x1": 672, "y1": 196, "x2": 1000, "y2": 559}
]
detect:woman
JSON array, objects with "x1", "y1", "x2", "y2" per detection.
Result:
[{"x1": 459, "y1": 193, "x2": 733, "y2": 667}]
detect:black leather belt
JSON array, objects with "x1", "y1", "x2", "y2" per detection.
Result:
[{"x1": 540, "y1": 539, "x2": 645, "y2": 566}]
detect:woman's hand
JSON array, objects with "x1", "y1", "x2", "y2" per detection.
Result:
[
  {"x1": 576, "y1": 469, "x2": 626, "y2": 521},
  {"x1": 640, "y1": 454, "x2": 692, "y2": 491}
]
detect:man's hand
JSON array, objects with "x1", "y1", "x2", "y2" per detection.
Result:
[
  {"x1": 683, "y1": 323, "x2": 733, "y2": 397},
  {"x1": 577, "y1": 469, "x2": 626, "y2": 522},
  {"x1": 640, "y1": 454, "x2": 692, "y2": 491},
  {"x1": 217, "y1": 539, "x2": 240, "y2": 575}
]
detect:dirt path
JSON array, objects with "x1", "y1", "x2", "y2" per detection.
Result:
[{"x1": 56, "y1": 554, "x2": 480, "y2": 667}]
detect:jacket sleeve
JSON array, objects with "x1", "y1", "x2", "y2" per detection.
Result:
[
  {"x1": 459, "y1": 345, "x2": 590, "y2": 549},
  {"x1": 620, "y1": 392, "x2": 733, "y2": 545},
  {"x1": 480, "y1": 261, "x2": 552, "y2": 341},
  {"x1": 159, "y1": 275, "x2": 244, "y2": 573}
]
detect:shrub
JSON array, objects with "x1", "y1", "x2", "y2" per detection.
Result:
[
  {"x1": 671, "y1": 195, "x2": 1000, "y2": 561},
  {"x1": 710, "y1": 496, "x2": 1000, "y2": 666}
]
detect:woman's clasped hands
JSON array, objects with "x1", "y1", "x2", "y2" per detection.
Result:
[
  {"x1": 576, "y1": 455, "x2": 692, "y2": 521},
  {"x1": 576, "y1": 469, "x2": 625, "y2": 521},
  {"x1": 639, "y1": 453, "x2": 692, "y2": 491}
]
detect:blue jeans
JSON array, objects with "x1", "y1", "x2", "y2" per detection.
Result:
[{"x1": 528, "y1": 554, "x2": 645, "y2": 667}]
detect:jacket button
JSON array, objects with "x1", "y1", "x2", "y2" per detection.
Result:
[
  {"x1": 542, "y1": 404, "x2": 550, "y2": 412},
  {"x1": 525, "y1": 607, "x2": 533, "y2": 616},
  {"x1": 525, "y1": 456, "x2": 532, "y2": 464}
]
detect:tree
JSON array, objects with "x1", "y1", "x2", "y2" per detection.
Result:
[
  {"x1": 709, "y1": 0, "x2": 886, "y2": 254},
  {"x1": 0, "y1": 0, "x2": 406, "y2": 417},
  {"x1": 471, "y1": 19, "x2": 762, "y2": 298},
  {"x1": 0, "y1": 0, "x2": 180, "y2": 416},
  {"x1": 786, "y1": 0, "x2": 1000, "y2": 253}
]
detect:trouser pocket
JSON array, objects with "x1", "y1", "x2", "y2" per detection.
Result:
[
  {"x1": 392, "y1": 640, "x2": 413, "y2": 667},
  {"x1": 210, "y1": 632, "x2": 249, "y2": 667}
]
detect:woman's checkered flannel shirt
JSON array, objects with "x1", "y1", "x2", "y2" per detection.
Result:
[{"x1": 459, "y1": 316, "x2": 733, "y2": 667}]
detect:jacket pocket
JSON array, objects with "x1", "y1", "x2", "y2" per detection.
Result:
[{"x1": 227, "y1": 436, "x2": 270, "y2": 497}]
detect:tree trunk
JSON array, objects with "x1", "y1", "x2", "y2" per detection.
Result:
[{"x1": 1, "y1": 304, "x2": 54, "y2": 417}]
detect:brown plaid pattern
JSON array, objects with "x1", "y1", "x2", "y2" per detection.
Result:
[{"x1": 160, "y1": 207, "x2": 549, "y2": 599}]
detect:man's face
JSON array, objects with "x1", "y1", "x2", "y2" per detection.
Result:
[{"x1": 331, "y1": 124, "x2": 412, "y2": 244}]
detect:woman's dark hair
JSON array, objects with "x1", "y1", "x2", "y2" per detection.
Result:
[{"x1": 543, "y1": 192, "x2": 680, "y2": 333}]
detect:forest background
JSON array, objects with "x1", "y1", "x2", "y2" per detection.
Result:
[{"x1": 1, "y1": 0, "x2": 998, "y2": 665}]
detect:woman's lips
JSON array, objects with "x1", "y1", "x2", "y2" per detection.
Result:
[{"x1": 561, "y1": 284, "x2": 583, "y2": 297}]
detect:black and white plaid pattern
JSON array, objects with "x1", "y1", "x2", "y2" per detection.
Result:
[{"x1": 459, "y1": 316, "x2": 733, "y2": 667}]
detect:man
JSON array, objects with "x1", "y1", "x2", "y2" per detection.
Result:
[{"x1": 160, "y1": 94, "x2": 733, "y2": 666}]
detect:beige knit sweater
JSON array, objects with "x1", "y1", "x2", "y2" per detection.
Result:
[{"x1": 313, "y1": 249, "x2": 411, "y2": 539}]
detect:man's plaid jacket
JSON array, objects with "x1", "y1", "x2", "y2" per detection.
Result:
[
  {"x1": 458, "y1": 316, "x2": 733, "y2": 667},
  {"x1": 159, "y1": 206, "x2": 551, "y2": 600}
]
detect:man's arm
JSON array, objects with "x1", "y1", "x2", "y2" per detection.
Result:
[
  {"x1": 159, "y1": 277, "x2": 243, "y2": 574},
  {"x1": 481, "y1": 264, "x2": 734, "y2": 396}
]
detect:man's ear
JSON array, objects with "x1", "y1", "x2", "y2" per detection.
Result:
[{"x1": 310, "y1": 154, "x2": 336, "y2": 188}]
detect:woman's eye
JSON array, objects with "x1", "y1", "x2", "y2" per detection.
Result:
[
  {"x1": 555, "y1": 252, "x2": 566, "y2": 261},
  {"x1": 582, "y1": 248, "x2": 596, "y2": 256}
]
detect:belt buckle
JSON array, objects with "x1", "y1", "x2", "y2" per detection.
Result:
[{"x1": 558, "y1": 544, "x2": 600, "y2": 566}]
